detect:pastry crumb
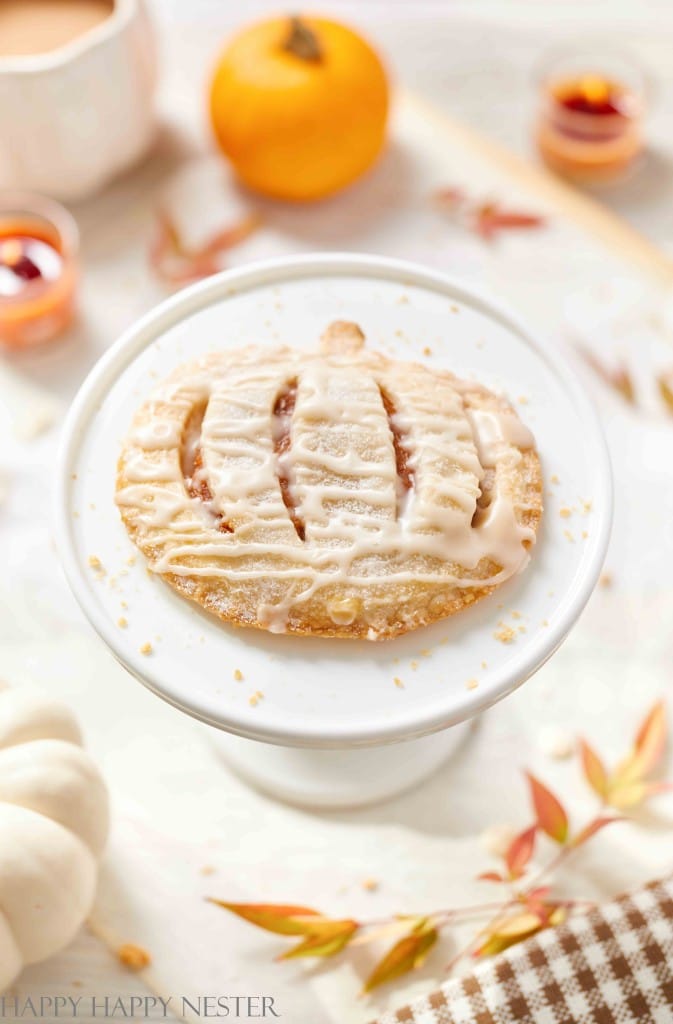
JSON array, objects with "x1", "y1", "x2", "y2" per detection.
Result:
[
  {"x1": 249, "y1": 690, "x2": 264, "y2": 707},
  {"x1": 494, "y1": 626, "x2": 516, "y2": 644},
  {"x1": 362, "y1": 878, "x2": 379, "y2": 891},
  {"x1": 397, "y1": 294, "x2": 409, "y2": 305},
  {"x1": 450, "y1": 304, "x2": 459, "y2": 313},
  {"x1": 559, "y1": 507, "x2": 572, "y2": 518},
  {"x1": 542, "y1": 619, "x2": 549, "y2": 627},
  {"x1": 410, "y1": 660, "x2": 419, "y2": 670},
  {"x1": 510, "y1": 610, "x2": 521, "y2": 620},
  {"x1": 117, "y1": 943, "x2": 151, "y2": 971},
  {"x1": 117, "y1": 617, "x2": 128, "y2": 629},
  {"x1": 563, "y1": 529, "x2": 575, "y2": 542},
  {"x1": 481, "y1": 660, "x2": 488, "y2": 669},
  {"x1": 88, "y1": 555, "x2": 103, "y2": 571},
  {"x1": 466, "y1": 678, "x2": 479, "y2": 690},
  {"x1": 582, "y1": 499, "x2": 593, "y2": 514},
  {"x1": 200, "y1": 865, "x2": 217, "y2": 877},
  {"x1": 422, "y1": 346, "x2": 433, "y2": 356},
  {"x1": 393, "y1": 676, "x2": 404, "y2": 688},
  {"x1": 582, "y1": 530, "x2": 588, "y2": 539},
  {"x1": 517, "y1": 395, "x2": 529, "y2": 405},
  {"x1": 139, "y1": 642, "x2": 153, "y2": 656},
  {"x1": 120, "y1": 600, "x2": 128, "y2": 609},
  {"x1": 600, "y1": 572, "x2": 613, "y2": 588},
  {"x1": 233, "y1": 668, "x2": 244, "y2": 681}
]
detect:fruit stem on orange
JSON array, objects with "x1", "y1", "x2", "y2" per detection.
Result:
[{"x1": 283, "y1": 16, "x2": 323, "y2": 62}]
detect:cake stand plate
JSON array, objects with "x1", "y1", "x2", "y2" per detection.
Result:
[{"x1": 54, "y1": 254, "x2": 611, "y2": 807}]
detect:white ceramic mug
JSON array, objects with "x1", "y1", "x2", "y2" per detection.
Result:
[{"x1": 0, "y1": 0, "x2": 157, "y2": 201}]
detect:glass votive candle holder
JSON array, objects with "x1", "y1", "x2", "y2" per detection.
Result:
[
  {"x1": 535, "y1": 46, "x2": 648, "y2": 185},
  {"x1": 0, "y1": 192, "x2": 79, "y2": 349}
]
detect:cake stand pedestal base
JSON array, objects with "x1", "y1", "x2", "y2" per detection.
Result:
[{"x1": 207, "y1": 723, "x2": 473, "y2": 809}]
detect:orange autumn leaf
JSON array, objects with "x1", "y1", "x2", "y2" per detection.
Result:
[
  {"x1": 279, "y1": 919, "x2": 359, "y2": 959},
  {"x1": 527, "y1": 773, "x2": 569, "y2": 845},
  {"x1": 505, "y1": 825, "x2": 537, "y2": 880},
  {"x1": 658, "y1": 372, "x2": 673, "y2": 415},
  {"x1": 614, "y1": 701, "x2": 668, "y2": 787},
  {"x1": 477, "y1": 871, "x2": 505, "y2": 883},
  {"x1": 149, "y1": 209, "x2": 259, "y2": 285},
  {"x1": 474, "y1": 912, "x2": 543, "y2": 958},
  {"x1": 571, "y1": 816, "x2": 621, "y2": 848},
  {"x1": 473, "y1": 203, "x2": 546, "y2": 241},
  {"x1": 208, "y1": 901, "x2": 321, "y2": 936},
  {"x1": 575, "y1": 346, "x2": 636, "y2": 405},
  {"x1": 580, "y1": 739, "x2": 609, "y2": 800},
  {"x1": 362, "y1": 921, "x2": 438, "y2": 993}
]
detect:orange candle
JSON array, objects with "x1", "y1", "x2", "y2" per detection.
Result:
[
  {"x1": 0, "y1": 194, "x2": 78, "y2": 349},
  {"x1": 535, "y1": 50, "x2": 646, "y2": 184}
]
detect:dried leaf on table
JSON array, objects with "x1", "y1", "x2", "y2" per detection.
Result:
[
  {"x1": 473, "y1": 202, "x2": 546, "y2": 241},
  {"x1": 580, "y1": 739, "x2": 609, "y2": 800},
  {"x1": 363, "y1": 919, "x2": 438, "y2": 993},
  {"x1": 607, "y1": 780, "x2": 673, "y2": 811},
  {"x1": 208, "y1": 900, "x2": 321, "y2": 936},
  {"x1": 526, "y1": 773, "x2": 569, "y2": 845},
  {"x1": 477, "y1": 870, "x2": 506, "y2": 883},
  {"x1": 571, "y1": 817, "x2": 622, "y2": 849},
  {"x1": 473, "y1": 912, "x2": 543, "y2": 958},
  {"x1": 149, "y1": 208, "x2": 260, "y2": 285},
  {"x1": 432, "y1": 187, "x2": 546, "y2": 241},
  {"x1": 279, "y1": 919, "x2": 359, "y2": 960},
  {"x1": 658, "y1": 370, "x2": 673, "y2": 414},
  {"x1": 615, "y1": 700, "x2": 668, "y2": 784},
  {"x1": 574, "y1": 346, "x2": 636, "y2": 405},
  {"x1": 504, "y1": 825, "x2": 537, "y2": 880}
]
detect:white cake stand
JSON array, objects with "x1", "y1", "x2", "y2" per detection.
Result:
[{"x1": 54, "y1": 254, "x2": 612, "y2": 808}]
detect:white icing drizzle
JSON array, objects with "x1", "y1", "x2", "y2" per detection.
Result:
[{"x1": 117, "y1": 332, "x2": 539, "y2": 633}]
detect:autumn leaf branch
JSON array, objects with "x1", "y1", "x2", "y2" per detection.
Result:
[{"x1": 209, "y1": 701, "x2": 671, "y2": 994}]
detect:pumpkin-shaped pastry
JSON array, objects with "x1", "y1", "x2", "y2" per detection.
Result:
[
  {"x1": 0, "y1": 686, "x2": 109, "y2": 991},
  {"x1": 209, "y1": 15, "x2": 389, "y2": 200}
]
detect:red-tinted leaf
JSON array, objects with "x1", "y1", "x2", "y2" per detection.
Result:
[
  {"x1": 526, "y1": 773, "x2": 569, "y2": 845},
  {"x1": 362, "y1": 922, "x2": 438, "y2": 993},
  {"x1": 477, "y1": 871, "x2": 505, "y2": 883},
  {"x1": 580, "y1": 739, "x2": 609, "y2": 800},
  {"x1": 279, "y1": 920, "x2": 358, "y2": 959},
  {"x1": 208, "y1": 901, "x2": 320, "y2": 936},
  {"x1": 571, "y1": 816, "x2": 622, "y2": 848},
  {"x1": 474, "y1": 203, "x2": 545, "y2": 241},
  {"x1": 149, "y1": 210, "x2": 259, "y2": 285},
  {"x1": 505, "y1": 825, "x2": 537, "y2": 880}
]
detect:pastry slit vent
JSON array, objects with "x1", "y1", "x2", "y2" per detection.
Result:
[
  {"x1": 472, "y1": 467, "x2": 495, "y2": 528},
  {"x1": 272, "y1": 378, "x2": 305, "y2": 541},
  {"x1": 379, "y1": 386, "x2": 414, "y2": 516},
  {"x1": 180, "y1": 400, "x2": 232, "y2": 533}
]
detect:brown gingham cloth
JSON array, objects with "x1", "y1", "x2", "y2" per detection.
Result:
[{"x1": 373, "y1": 877, "x2": 673, "y2": 1024}]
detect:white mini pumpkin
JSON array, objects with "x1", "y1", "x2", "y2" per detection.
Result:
[{"x1": 0, "y1": 687, "x2": 109, "y2": 990}]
